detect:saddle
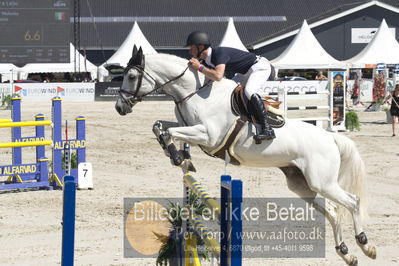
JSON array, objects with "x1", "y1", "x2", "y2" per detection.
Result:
[{"x1": 231, "y1": 85, "x2": 285, "y2": 128}]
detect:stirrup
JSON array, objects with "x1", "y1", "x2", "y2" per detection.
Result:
[
  {"x1": 253, "y1": 126, "x2": 275, "y2": 144},
  {"x1": 261, "y1": 129, "x2": 276, "y2": 140}
]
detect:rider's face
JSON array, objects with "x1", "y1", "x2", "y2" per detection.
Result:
[
  {"x1": 188, "y1": 45, "x2": 198, "y2": 57},
  {"x1": 188, "y1": 45, "x2": 206, "y2": 58}
]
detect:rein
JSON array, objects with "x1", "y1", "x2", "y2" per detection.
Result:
[
  {"x1": 119, "y1": 63, "x2": 189, "y2": 104},
  {"x1": 175, "y1": 79, "x2": 212, "y2": 105}
]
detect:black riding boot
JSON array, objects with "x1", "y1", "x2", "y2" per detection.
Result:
[{"x1": 250, "y1": 94, "x2": 276, "y2": 140}]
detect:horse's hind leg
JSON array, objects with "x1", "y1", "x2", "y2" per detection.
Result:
[
  {"x1": 280, "y1": 167, "x2": 358, "y2": 266},
  {"x1": 302, "y1": 167, "x2": 376, "y2": 261},
  {"x1": 329, "y1": 184, "x2": 377, "y2": 259}
]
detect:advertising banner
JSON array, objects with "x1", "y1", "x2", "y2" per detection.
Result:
[
  {"x1": 94, "y1": 82, "x2": 171, "y2": 101},
  {"x1": 351, "y1": 28, "x2": 396, "y2": 43},
  {"x1": 95, "y1": 82, "x2": 122, "y2": 101},
  {"x1": 11, "y1": 83, "x2": 95, "y2": 102},
  {"x1": 329, "y1": 71, "x2": 346, "y2": 131},
  {"x1": 261, "y1": 81, "x2": 328, "y2": 94}
]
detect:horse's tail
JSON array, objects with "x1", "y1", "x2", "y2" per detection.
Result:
[{"x1": 333, "y1": 133, "x2": 368, "y2": 223}]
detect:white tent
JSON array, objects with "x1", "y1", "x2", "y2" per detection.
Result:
[
  {"x1": 271, "y1": 20, "x2": 347, "y2": 69},
  {"x1": 219, "y1": 17, "x2": 248, "y2": 51},
  {"x1": 345, "y1": 19, "x2": 399, "y2": 67},
  {"x1": 20, "y1": 43, "x2": 102, "y2": 80},
  {"x1": 103, "y1": 21, "x2": 157, "y2": 67},
  {"x1": 0, "y1": 64, "x2": 20, "y2": 82}
]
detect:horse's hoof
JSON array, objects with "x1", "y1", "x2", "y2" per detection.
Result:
[
  {"x1": 348, "y1": 256, "x2": 358, "y2": 266},
  {"x1": 367, "y1": 246, "x2": 376, "y2": 259}
]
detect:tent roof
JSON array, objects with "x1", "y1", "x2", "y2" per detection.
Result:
[
  {"x1": 103, "y1": 21, "x2": 157, "y2": 67},
  {"x1": 271, "y1": 20, "x2": 347, "y2": 69},
  {"x1": 344, "y1": 19, "x2": 399, "y2": 67},
  {"x1": 0, "y1": 64, "x2": 19, "y2": 72},
  {"x1": 20, "y1": 43, "x2": 98, "y2": 74},
  {"x1": 219, "y1": 18, "x2": 248, "y2": 51}
]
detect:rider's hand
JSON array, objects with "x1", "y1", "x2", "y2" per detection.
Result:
[{"x1": 188, "y1": 58, "x2": 201, "y2": 70}]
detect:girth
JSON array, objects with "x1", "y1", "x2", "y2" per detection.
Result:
[{"x1": 202, "y1": 118, "x2": 246, "y2": 166}]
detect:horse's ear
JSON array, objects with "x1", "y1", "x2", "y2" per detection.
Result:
[
  {"x1": 136, "y1": 47, "x2": 143, "y2": 65},
  {"x1": 132, "y1": 45, "x2": 138, "y2": 57}
]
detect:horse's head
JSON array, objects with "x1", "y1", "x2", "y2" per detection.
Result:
[{"x1": 115, "y1": 45, "x2": 157, "y2": 115}]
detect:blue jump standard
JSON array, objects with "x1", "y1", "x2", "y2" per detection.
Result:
[
  {"x1": 0, "y1": 97, "x2": 86, "y2": 191},
  {"x1": 61, "y1": 175, "x2": 76, "y2": 266}
]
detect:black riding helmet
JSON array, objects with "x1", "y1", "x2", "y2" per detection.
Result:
[{"x1": 185, "y1": 31, "x2": 211, "y2": 47}]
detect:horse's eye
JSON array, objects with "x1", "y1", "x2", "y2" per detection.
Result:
[{"x1": 129, "y1": 75, "x2": 136, "y2": 81}]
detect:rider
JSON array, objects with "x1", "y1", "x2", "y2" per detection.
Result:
[{"x1": 185, "y1": 31, "x2": 275, "y2": 140}]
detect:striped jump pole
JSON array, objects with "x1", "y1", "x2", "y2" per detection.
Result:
[
  {"x1": 278, "y1": 88, "x2": 331, "y2": 127},
  {"x1": 287, "y1": 105, "x2": 329, "y2": 110},
  {"x1": 182, "y1": 173, "x2": 243, "y2": 266},
  {"x1": 183, "y1": 173, "x2": 221, "y2": 217},
  {"x1": 264, "y1": 91, "x2": 329, "y2": 96},
  {"x1": 286, "y1": 91, "x2": 329, "y2": 95},
  {"x1": 191, "y1": 215, "x2": 221, "y2": 259}
]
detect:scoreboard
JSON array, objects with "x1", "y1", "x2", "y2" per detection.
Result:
[{"x1": 0, "y1": 0, "x2": 70, "y2": 64}]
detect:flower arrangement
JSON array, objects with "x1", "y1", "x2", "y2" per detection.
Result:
[
  {"x1": 155, "y1": 191, "x2": 211, "y2": 266},
  {"x1": 372, "y1": 73, "x2": 386, "y2": 105}
]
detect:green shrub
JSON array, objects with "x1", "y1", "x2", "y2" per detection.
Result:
[
  {"x1": 1, "y1": 93, "x2": 20, "y2": 109},
  {"x1": 345, "y1": 111, "x2": 360, "y2": 131},
  {"x1": 62, "y1": 151, "x2": 78, "y2": 169}
]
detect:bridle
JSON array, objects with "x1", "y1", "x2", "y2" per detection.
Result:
[
  {"x1": 118, "y1": 55, "x2": 189, "y2": 107},
  {"x1": 118, "y1": 54, "x2": 212, "y2": 127}
]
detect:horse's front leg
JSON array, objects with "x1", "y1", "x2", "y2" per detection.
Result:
[
  {"x1": 167, "y1": 124, "x2": 209, "y2": 145},
  {"x1": 152, "y1": 120, "x2": 183, "y2": 164},
  {"x1": 152, "y1": 121, "x2": 208, "y2": 171},
  {"x1": 169, "y1": 124, "x2": 209, "y2": 172}
]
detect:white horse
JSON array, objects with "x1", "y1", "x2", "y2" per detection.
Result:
[{"x1": 115, "y1": 46, "x2": 376, "y2": 265}]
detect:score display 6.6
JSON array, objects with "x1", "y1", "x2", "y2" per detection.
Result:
[{"x1": 0, "y1": 0, "x2": 70, "y2": 64}]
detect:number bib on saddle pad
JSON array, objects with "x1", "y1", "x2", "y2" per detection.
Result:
[{"x1": 231, "y1": 85, "x2": 285, "y2": 128}]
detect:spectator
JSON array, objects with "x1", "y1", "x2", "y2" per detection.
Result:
[
  {"x1": 385, "y1": 84, "x2": 399, "y2": 136},
  {"x1": 315, "y1": 71, "x2": 328, "y2": 80}
]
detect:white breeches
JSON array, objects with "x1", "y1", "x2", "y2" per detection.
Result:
[{"x1": 232, "y1": 57, "x2": 271, "y2": 99}]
